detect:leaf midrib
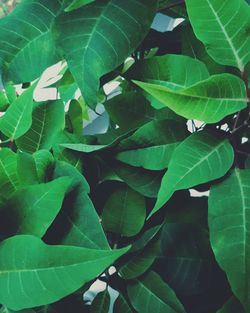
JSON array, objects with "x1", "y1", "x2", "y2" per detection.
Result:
[{"x1": 205, "y1": 0, "x2": 244, "y2": 71}]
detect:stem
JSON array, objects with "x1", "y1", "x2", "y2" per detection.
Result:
[{"x1": 158, "y1": 0, "x2": 185, "y2": 11}]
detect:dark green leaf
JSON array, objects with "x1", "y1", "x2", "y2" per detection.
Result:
[{"x1": 90, "y1": 290, "x2": 110, "y2": 313}]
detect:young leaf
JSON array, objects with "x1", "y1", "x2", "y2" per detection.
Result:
[
  {"x1": 65, "y1": 0, "x2": 95, "y2": 12},
  {"x1": 134, "y1": 74, "x2": 247, "y2": 123},
  {"x1": 0, "y1": 83, "x2": 36, "y2": 140},
  {"x1": 0, "y1": 148, "x2": 19, "y2": 198},
  {"x1": 0, "y1": 0, "x2": 62, "y2": 83},
  {"x1": 0, "y1": 177, "x2": 71, "y2": 238},
  {"x1": 90, "y1": 290, "x2": 110, "y2": 313},
  {"x1": 16, "y1": 100, "x2": 65, "y2": 153},
  {"x1": 55, "y1": 0, "x2": 158, "y2": 106},
  {"x1": 185, "y1": 0, "x2": 250, "y2": 71},
  {"x1": 128, "y1": 271, "x2": 186, "y2": 313},
  {"x1": 0, "y1": 235, "x2": 129, "y2": 310},
  {"x1": 209, "y1": 169, "x2": 250, "y2": 311},
  {"x1": 102, "y1": 185, "x2": 146, "y2": 237},
  {"x1": 152, "y1": 131, "x2": 234, "y2": 217}
]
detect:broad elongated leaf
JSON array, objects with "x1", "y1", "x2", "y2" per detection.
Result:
[
  {"x1": 102, "y1": 185, "x2": 146, "y2": 237},
  {"x1": 152, "y1": 131, "x2": 234, "y2": 217},
  {"x1": 113, "y1": 295, "x2": 134, "y2": 313},
  {"x1": 45, "y1": 160, "x2": 109, "y2": 249},
  {"x1": 61, "y1": 144, "x2": 106, "y2": 153},
  {"x1": 0, "y1": 148, "x2": 19, "y2": 199},
  {"x1": 65, "y1": 0, "x2": 95, "y2": 12},
  {"x1": 0, "y1": 0, "x2": 62, "y2": 83},
  {"x1": 134, "y1": 74, "x2": 247, "y2": 123},
  {"x1": 17, "y1": 151, "x2": 39, "y2": 185},
  {"x1": 209, "y1": 169, "x2": 250, "y2": 311},
  {"x1": 113, "y1": 161, "x2": 163, "y2": 198},
  {"x1": 0, "y1": 177, "x2": 71, "y2": 239},
  {"x1": 127, "y1": 54, "x2": 209, "y2": 91},
  {"x1": 0, "y1": 235, "x2": 128, "y2": 310},
  {"x1": 55, "y1": 0, "x2": 158, "y2": 106},
  {"x1": 0, "y1": 83, "x2": 36, "y2": 140},
  {"x1": 33, "y1": 150, "x2": 54, "y2": 183},
  {"x1": 217, "y1": 296, "x2": 246, "y2": 313},
  {"x1": 185, "y1": 0, "x2": 250, "y2": 71},
  {"x1": 116, "y1": 120, "x2": 188, "y2": 170},
  {"x1": 16, "y1": 100, "x2": 65, "y2": 153},
  {"x1": 128, "y1": 271, "x2": 186, "y2": 313},
  {"x1": 90, "y1": 290, "x2": 110, "y2": 313}
]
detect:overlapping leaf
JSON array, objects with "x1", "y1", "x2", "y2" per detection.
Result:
[
  {"x1": 55, "y1": 0, "x2": 158, "y2": 106},
  {"x1": 0, "y1": 235, "x2": 128, "y2": 310},
  {"x1": 209, "y1": 169, "x2": 250, "y2": 311},
  {"x1": 134, "y1": 74, "x2": 247, "y2": 123},
  {"x1": 0, "y1": 0, "x2": 63, "y2": 84},
  {"x1": 152, "y1": 131, "x2": 234, "y2": 217},
  {"x1": 186, "y1": 0, "x2": 250, "y2": 70}
]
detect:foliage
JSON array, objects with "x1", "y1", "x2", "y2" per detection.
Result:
[{"x1": 0, "y1": 0, "x2": 249, "y2": 312}]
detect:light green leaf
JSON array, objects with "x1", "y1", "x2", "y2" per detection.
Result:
[
  {"x1": 61, "y1": 143, "x2": 107, "y2": 153},
  {"x1": 67, "y1": 99, "x2": 84, "y2": 136},
  {"x1": 90, "y1": 290, "x2": 110, "y2": 313},
  {"x1": 128, "y1": 271, "x2": 186, "y2": 313},
  {"x1": 0, "y1": 83, "x2": 36, "y2": 140},
  {"x1": 0, "y1": 235, "x2": 128, "y2": 310},
  {"x1": 102, "y1": 184, "x2": 146, "y2": 237},
  {"x1": 209, "y1": 169, "x2": 250, "y2": 311},
  {"x1": 113, "y1": 295, "x2": 134, "y2": 313},
  {"x1": 16, "y1": 100, "x2": 65, "y2": 153},
  {"x1": 0, "y1": 0, "x2": 62, "y2": 84},
  {"x1": 127, "y1": 54, "x2": 209, "y2": 91},
  {"x1": 152, "y1": 131, "x2": 234, "y2": 217},
  {"x1": 134, "y1": 74, "x2": 247, "y2": 123},
  {"x1": 0, "y1": 177, "x2": 71, "y2": 239},
  {"x1": 185, "y1": 0, "x2": 250, "y2": 71},
  {"x1": 0, "y1": 148, "x2": 19, "y2": 198},
  {"x1": 55, "y1": 0, "x2": 158, "y2": 106},
  {"x1": 65, "y1": 0, "x2": 95, "y2": 12}
]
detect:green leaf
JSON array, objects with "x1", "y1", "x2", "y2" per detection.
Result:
[
  {"x1": 0, "y1": 83, "x2": 36, "y2": 140},
  {"x1": 128, "y1": 271, "x2": 186, "y2": 313},
  {"x1": 185, "y1": 0, "x2": 250, "y2": 71},
  {"x1": 116, "y1": 120, "x2": 188, "y2": 170},
  {"x1": 134, "y1": 74, "x2": 247, "y2": 123},
  {"x1": 55, "y1": 0, "x2": 158, "y2": 106},
  {"x1": 61, "y1": 144, "x2": 107, "y2": 153},
  {"x1": 127, "y1": 54, "x2": 209, "y2": 91},
  {"x1": 33, "y1": 150, "x2": 54, "y2": 183},
  {"x1": 0, "y1": 235, "x2": 128, "y2": 310},
  {"x1": 67, "y1": 100, "x2": 85, "y2": 136},
  {"x1": 113, "y1": 295, "x2": 134, "y2": 313},
  {"x1": 152, "y1": 131, "x2": 234, "y2": 217},
  {"x1": 0, "y1": 148, "x2": 19, "y2": 199},
  {"x1": 113, "y1": 161, "x2": 163, "y2": 198},
  {"x1": 209, "y1": 169, "x2": 250, "y2": 311},
  {"x1": 45, "y1": 160, "x2": 109, "y2": 249},
  {"x1": 119, "y1": 236, "x2": 159, "y2": 279},
  {"x1": 0, "y1": 0, "x2": 62, "y2": 84},
  {"x1": 17, "y1": 151, "x2": 39, "y2": 185},
  {"x1": 102, "y1": 184, "x2": 146, "y2": 237},
  {"x1": 0, "y1": 177, "x2": 71, "y2": 239},
  {"x1": 65, "y1": 0, "x2": 95, "y2": 12},
  {"x1": 16, "y1": 100, "x2": 65, "y2": 153},
  {"x1": 217, "y1": 296, "x2": 246, "y2": 313},
  {"x1": 90, "y1": 290, "x2": 110, "y2": 313}
]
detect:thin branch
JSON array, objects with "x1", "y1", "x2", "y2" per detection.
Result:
[{"x1": 158, "y1": 0, "x2": 185, "y2": 11}]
